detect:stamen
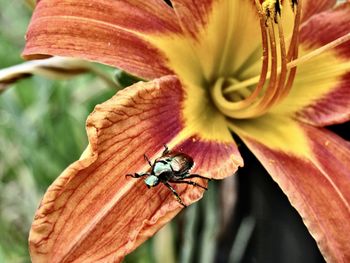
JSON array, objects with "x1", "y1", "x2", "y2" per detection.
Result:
[
  {"x1": 280, "y1": 0, "x2": 302, "y2": 100},
  {"x1": 289, "y1": 0, "x2": 298, "y2": 12},
  {"x1": 251, "y1": 18, "x2": 279, "y2": 113},
  {"x1": 224, "y1": 31, "x2": 350, "y2": 94},
  {"x1": 236, "y1": 11, "x2": 289, "y2": 118},
  {"x1": 274, "y1": 19, "x2": 288, "y2": 101},
  {"x1": 212, "y1": 0, "x2": 350, "y2": 119},
  {"x1": 222, "y1": 0, "x2": 286, "y2": 118},
  {"x1": 230, "y1": 0, "x2": 269, "y2": 107},
  {"x1": 262, "y1": 0, "x2": 282, "y2": 23},
  {"x1": 210, "y1": 0, "x2": 269, "y2": 117}
]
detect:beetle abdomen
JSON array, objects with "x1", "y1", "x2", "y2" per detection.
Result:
[{"x1": 170, "y1": 155, "x2": 193, "y2": 173}]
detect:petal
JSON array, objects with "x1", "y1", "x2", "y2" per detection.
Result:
[
  {"x1": 171, "y1": 0, "x2": 261, "y2": 80},
  {"x1": 23, "y1": 0, "x2": 202, "y2": 81},
  {"x1": 229, "y1": 116, "x2": 350, "y2": 263},
  {"x1": 29, "y1": 76, "x2": 242, "y2": 262},
  {"x1": 270, "y1": 3, "x2": 350, "y2": 126},
  {"x1": 302, "y1": 0, "x2": 336, "y2": 20}
]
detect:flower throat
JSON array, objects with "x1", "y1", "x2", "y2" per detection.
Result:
[{"x1": 211, "y1": 0, "x2": 350, "y2": 119}]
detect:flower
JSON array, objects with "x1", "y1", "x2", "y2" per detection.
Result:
[{"x1": 23, "y1": 0, "x2": 350, "y2": 262}]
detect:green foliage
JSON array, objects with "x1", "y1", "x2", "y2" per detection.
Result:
[
  {"x1": 0, "y1": 1, "x2": 31, "y2": 68},
  {"x1": 0, "y1": 74, "x2": 118, "y2": 261}
]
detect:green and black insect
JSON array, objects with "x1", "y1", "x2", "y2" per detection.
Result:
[{"x1": 126, "y1": 145, "x2": 210, "y2": 207}]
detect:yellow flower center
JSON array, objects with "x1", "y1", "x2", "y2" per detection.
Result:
[{"x1": 210, "y1": 0, "x2": 350, "y2": 119}]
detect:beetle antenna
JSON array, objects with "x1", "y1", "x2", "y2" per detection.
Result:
[
  {"x1": 144, "y1": 154, "x2": 152, "y2": 167},
  {"x1": 126, "y1": 173, "x2": 149, "y2": 178},
  {"x1": 162, "y1": 144, "x2": 169, "y2": 155}
]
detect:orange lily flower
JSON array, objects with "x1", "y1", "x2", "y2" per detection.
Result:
[{"x1": 23, "y1": 0, "x2": 350, "y2": 262}]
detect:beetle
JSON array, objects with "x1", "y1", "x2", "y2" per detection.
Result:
[{"x1": 126, "y1": 145, "x2": 210, "y2": 207}]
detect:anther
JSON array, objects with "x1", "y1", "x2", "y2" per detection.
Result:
[
  {"x1": 262, "y1": 0, "x2": 282, "y2": 23},
  {"x1": 289, "y1": 0, "x2": 298, "y2": 11}
]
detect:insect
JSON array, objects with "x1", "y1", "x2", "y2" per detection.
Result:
[{"x1": 126, "y1": 145, "x2": 210, "y2": 207}]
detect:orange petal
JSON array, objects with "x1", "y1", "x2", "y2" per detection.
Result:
[
  {"x1": 271, "y1": 3, "x2": 350, "y2": 126},
  {"x1": 231, "y1": 118, "x2": 350, "y2": 262},
  {"x1": 296, "y1": 2, "x2": 350, "y2": 125},
  {"x1": 302, "y1": 0, "x2": 336, "y2": 20},
  {"x1": 171, "y1": 0, "x2": 216, "y2": 39},
  {"x1": 29, "y1": 76, "x2": 242, "y2": 262},
  {"x1": 171, "y1": 0, "x2": 261, "y2": 79},
  {"x1": 300, "y1": 2, "x2": 350, "y2": 60},
  {"x1": 23, "y1": 0, "x2": 182, "y2": 80}
]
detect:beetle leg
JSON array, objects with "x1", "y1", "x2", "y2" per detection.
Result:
[
  {"x1": 183, "y1": 174, "x2": 213, "y2": 181},
  {"x1": 170, "y1": 180, "x2": 208, "y2": 190},
  {"x1": 144, "y1": 154, "x2": 152, "y2": 167},
  {"x1": 162, "y1": 144, "x2": 169, "y2": 155},
  {"x1": 126, "y1": 173, "x2": 149, "y2": 178},
  {"x1": 163, "y1": 182, "x2": 187, "y2": 207}
]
